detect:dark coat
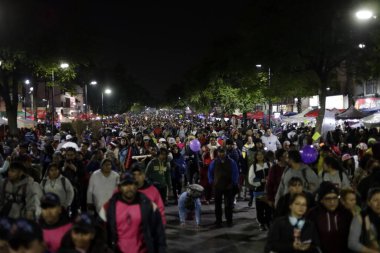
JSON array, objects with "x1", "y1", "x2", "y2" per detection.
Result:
[
  {"x1": 265, "y1": 216, "x2": 320, "y2": 253},
  {"x1": 106, "y1": 192, "x2": 166, "y2": 253}
]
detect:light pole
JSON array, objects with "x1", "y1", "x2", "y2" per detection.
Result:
[
  {"x1": 85, "y1": 81, "x2": 97, "y2": 118},
  {"x1": 51, "y1": 63, "x2": 69, "y2": 131},
  {"x1": 24, "y1": 80, "x2": 30, "y2": 119},
  {"x1": 29, "y1": 87, "x2": 34, "y2": 120},
  {"x1": 101, "y1": 88, "x2": 112, "y2": 122},
  {"x1": 256, "y1": 64, "x2": 272, "y2": 128}
]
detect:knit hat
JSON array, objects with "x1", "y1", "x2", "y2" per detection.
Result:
[
  {"x1": 40, "y1": 193, "x2": 61, "y2": 209},
  {"x1": 368, "y1": 138, "x2": 377, "y2": 145},
  {"x1": 317, "y1": 181, "x2": 339, "y2": 201}
]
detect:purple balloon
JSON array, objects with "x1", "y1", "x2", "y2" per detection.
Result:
[
  {"x1": 301, "y1": 145, "x2": 318, "y2": 164},
  {"x1": 189, "y1": 139, "x2": 201, "y2": 152}
]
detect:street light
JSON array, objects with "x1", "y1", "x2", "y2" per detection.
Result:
[
  {"x1": 84, "y1": 80, "x2": 98, "y2": 117},
  {"x1": 356, "y1": 9, "x2": 375, "y2": 20},
  {"x1": 101, "y1": 88, "x2": 112, "y2": 122},
  {"x1": 51, "y1": 62, "x2": 69, "y2": 131}
]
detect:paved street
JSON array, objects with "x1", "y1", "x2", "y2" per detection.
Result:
[{"x1": 165, "y1": 200, "x2": 267, "y2": 253}]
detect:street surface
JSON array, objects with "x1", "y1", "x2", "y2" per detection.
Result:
[{"x1": 165, "y1": 200, "x2": 267, "y2": 253}]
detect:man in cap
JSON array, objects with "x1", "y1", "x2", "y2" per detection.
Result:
[
  {"x1": 131, "y1": 162, "x2": 166, "y2": 224},
  {"x1": 102, "y1": 172, "x2": 166, "y2": 253},
  {"x1": 178, "y1": 184, "x2": 204, "y2": 228},
  {"x1": 39, "y1": 193, "x2": 72, "y2": 253},
  {"x1": 8, "y1": 219, "x2": 47, "y2": 253},
  {"x1": 307, "y1": 182, "x2": 352, "y2": 253}
]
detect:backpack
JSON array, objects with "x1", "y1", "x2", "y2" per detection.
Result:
[
  {"x1": 41, "y1": 177, "x2": 67, "y2": 194},
  {"x1": 0, "y1": 179, "x2": 28, "y2": 217},
  {"x1": 321, "y1": 170, "x2": 344, "y2": 184},
  {"x1": 281, "y1": 166, "x2": 312, "y2": 191}
]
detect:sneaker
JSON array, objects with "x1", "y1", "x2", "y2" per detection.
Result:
[
  {"x1": 214, "y1": 221, "x2": 223, "y2": 228},
  {"x1": 248, "y1": 200, "x2": 253, "y2": 207}
]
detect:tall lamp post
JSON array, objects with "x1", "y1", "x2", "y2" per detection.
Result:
[
  {"x1": 85, "y1": 81, "x2": 97, "y2": 118},
  {"x1": 101, "y1": 88, "x2": 112, "y2": 122},
  {"x1": 256, "y1": 64, "x2": 272, "y2": 128},
  {"x1": 51, "y1": 62, "x2": 69, "y2": 131}
]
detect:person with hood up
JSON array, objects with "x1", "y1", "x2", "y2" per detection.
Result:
[{"x1": 307, "y1": 181, "x2": 353, "y2": 253}]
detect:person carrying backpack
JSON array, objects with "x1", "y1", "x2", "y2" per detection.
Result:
[
  {"x1": 40, "y1": 163, "x2": 74, "y2": 210},
  {"x1": 0, "y1": 162, "x2": 36, "y2": 219},
  {"x1": 275, "y1": 150, "x2": 319, "y2": 206},
  {"x1": 248, "y1": 150, "x2": 272, "y2": 231},
  {"x1": 320, "y1": 156, "x2": 350, "y2": 189}
]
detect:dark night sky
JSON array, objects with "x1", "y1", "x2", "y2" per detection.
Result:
[{"x1": 66, "y1": 1, "x2": 249, "y2": 98}]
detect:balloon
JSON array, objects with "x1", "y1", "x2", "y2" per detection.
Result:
[
  {"x1": 189, "y1": 139, "x2": 201, "y2": 152},
  {"x1": 301, "y1": 145, "x2": 318, "y2": 164}
]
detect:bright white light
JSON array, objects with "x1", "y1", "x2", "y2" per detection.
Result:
[
  {"x1": 326, "y1": 87, "x2": 331, "y2": 91},
  {"x1": 90, "y1": 81, "x2": 97, "y2": 85},
  {"x1": 356, "y1": 10, "x2": 374, "y2": 20},
  {"x1": 358, "y1": 43, "x2": 366, "y2": 49},
  {"x1": 104, "y1": 89, "x2": 112, "y2": 94},
  {"x1": 29, "y1": 87, "x2": 34, "y2": 91},
  {"x1": 25, "y1": 79, "x2": 30, "y2": 85},
  {"x1": 60, "y1": 63, "x2": 69, "y2": 69},
  {"x1": 256, "y1": 64, "x2": 262, "y2": 68}
]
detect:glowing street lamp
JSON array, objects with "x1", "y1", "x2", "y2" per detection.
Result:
[
  {"x1": 356, "y1": 10, "x2": 374, "y2": 20},
  {"x1": 101, "y1": 88, "x2": 112, "y2": 121}
]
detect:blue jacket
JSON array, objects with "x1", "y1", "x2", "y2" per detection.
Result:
[{"x1": 208, "y1": 157, "x2": 239, "y2": 186}]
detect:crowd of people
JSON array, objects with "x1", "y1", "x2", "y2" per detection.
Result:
[{"x1": 0, "y1": 113, "x2": 379, "y2": 253}]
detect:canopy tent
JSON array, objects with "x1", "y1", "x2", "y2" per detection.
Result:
[
  {"x1": 336, "y1": 106, "x2": 366, "y2": 120},
  {"x1": 362, "y1": 113, "x2": 380, "y2": 128},
  {"x1": 247, "y1": 111, "x2": 264, "y2": 120},
  {"x1": 281, "y1": 108, "x2": 315, "y2": 124},
  {"x1": 17, "y1": 118, "x2": 37, "y2": 128},
  {"x1": 304, "y1": 109, "x2": 319, "y2": 118}
]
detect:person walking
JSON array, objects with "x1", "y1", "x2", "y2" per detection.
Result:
[{"x1": 208, "y1": 148, "x2": 239, "y2": 227}]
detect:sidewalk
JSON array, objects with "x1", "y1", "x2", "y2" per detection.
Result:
[{"x1": 165, "y1": 199, "x2": 267, "y2": 253}]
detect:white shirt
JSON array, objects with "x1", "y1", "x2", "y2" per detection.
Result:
[
  {"x1": 87, "y1": 170, "x2": 120, "y2": 213},
  {"x1": 261, "y1": 134, "x2": 281, "y2": 152}
]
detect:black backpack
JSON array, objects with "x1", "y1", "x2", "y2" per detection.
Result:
[
  {"x1": 41, "y1": 177, "x2": 67, "y2": 194},
  {"x1": 0, "y1": 179, "x2": 28, "y2": 217}
]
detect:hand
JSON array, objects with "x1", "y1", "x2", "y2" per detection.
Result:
[
  {"x1": 293, "y1": 241, "x2": 302, "y2": 250},
  {"x1": 299, "y1": 243, "x2": 311, "y2": 251},
  {"x1": 6, "y1": 156, "x2": 11, "y2": 162}
]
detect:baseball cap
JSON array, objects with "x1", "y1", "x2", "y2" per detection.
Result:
[
  {"x1": 40, "y1": 193, "x2": 61, "y2": 209},
  {"x1": 72, "y1": 213, "x2": 96, "y2": 234},
  {"x1": 159, "y1": 138, "x2": 166, "y2": 143},
  {"x1": 341, "y1": 154, "x2": 352, "y2": 162},
  {"x1": 119, "y1": 172, "x2": 135, "y2": 185},
  {"x1": 130, "y1": 162, "x2": 145, "y2": 173},
  {"x1": 168, "y1": 137, "x2": 176, "y2": 144},
  {"x1": 65, "y1": 134, "x2": 73, "y2": 141},
  {"x1": 143, "y1": 136, "x2": 151, "y2": 141}
]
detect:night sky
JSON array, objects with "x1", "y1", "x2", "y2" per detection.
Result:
[
  {"x1": 0, "y1": 1, "x2": 249, "y2": 99},
  {"x1": 86, "y1": 1, "x2": 249, "y2": 97}
]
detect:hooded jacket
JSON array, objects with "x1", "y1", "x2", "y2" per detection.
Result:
[
  {"x1": 307, "y1": 204, "x2": 352, "y2": 253},
  {"x1": 40, "y1": 213, "x2": 72, "y2": 253}
]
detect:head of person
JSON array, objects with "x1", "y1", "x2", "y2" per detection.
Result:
[
  {"x1": 254, "y1": 150, "x2": 265, "y2": 163},
  {"x1": 80, "y1": 141, "x2": 89, "y2": 153},
  {"x1": 158, "y1": 148, "x2": 168, "y2": 161},
  {"x1": 216, "y1": 148, "x2": 226, "y2": 160},
  {"x1": 70, "y1": 213, "x2": 97, "y2": 252},
  {"x1": 275, "y1": 149, "x2": 288, "y2": 163},
  {"x1": 367, "y1": 188, "x2": 380, "y2": 215},
  {"x1": 225, "y1": 139, "x2": 233, "y2": 150},
  {"x1": 47, "y1": 163, "x2": 61, "y2": 180},
  {"x1": 265, "y1": 128, "x2": 272, "y2": 137},
  {"x1": 287, "y1": 177, "x2": 304, "y2": 195},
  {"x1": 210, "y1": 136, "x2": 217, "y2": 146},
  {"x1": 131, "y1": 163, "x2": 146, "y2": 188},
  {"x1": 283, "y1": 140, "x2": 290, "y2": 151},
  {"x1": 340, "y1": 188, "x2": 357, "y2": 212},
  {"x1": 7, "y1": 162, "x2": 26, "y2": 183},
  {"x1": 40, "y1": 193, "x2": 62, "y2": 226},
  {"x1": 8, "y1": 219, "x2": 45, "y2": 253},
  {"x1": 0, "y1": 218, "x2": 12, "y2": 253},
  {"x1": 100, "y1": 158, "x2": 112, "y2": 174},
  {"x1": 323, "y1": 156, "x2": 341, "y2": 173},
  {"x1": 318, "y1": 181, "x2": 340, "y2": 212},
  {"x1": 120, "y1": 137, "x2": 127, "y2": 146},
  {"x1": 287, "y1": 150, "x2": 302, "y2": 166},
  {"x1": 65, "y1": 147, "x2": 77, "y2": 162},
  {"x1": 288, "y1": 192, "x2": 308, "y2": 218},
  {"x1": 118, "y1": 172, "x2": 137, "y2": 202}
]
